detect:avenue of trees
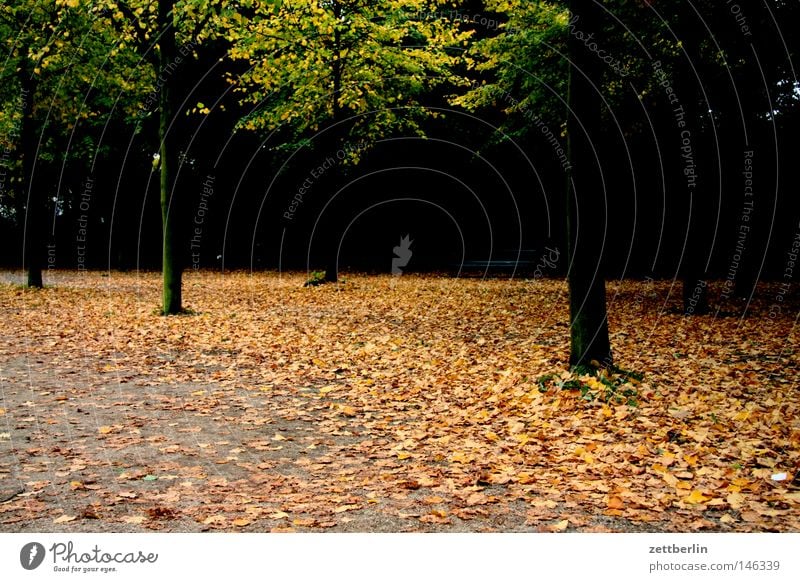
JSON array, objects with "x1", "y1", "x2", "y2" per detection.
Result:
[{"x1": 2, "y1": 0, "x2": 798, "y2": 367}]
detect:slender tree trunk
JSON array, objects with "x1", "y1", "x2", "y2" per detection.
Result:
[
  {"x1": 565, "y1": 0, "x2": 612, "y2": 368},
  {"x1": 677, "y1": 3, "x2": 710, "y2": 315},
  {"x1": 20, "y1": 72, "x2": 43, "y2": 288},
  {"x1": 158, "y1": 0, "x2": 182, "y2": 313},
  {"x1": 324, "y1": 4, "x2": 343, "y2": 283}
]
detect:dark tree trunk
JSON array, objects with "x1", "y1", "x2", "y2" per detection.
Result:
[
  {"x1": 676, "y1": 3, "x2": 712, "y2": 315},
  {"x1": 158, "y1": 0, "x2": 182, "y2": 313},
  {"x1": 20, "y1": 72, "x2": 43, "y2": 288},
  {"x1": 565, "y1": 0, "x2": 612, "y2": 368},
  {"x1": 323, "y1": 2, "x2": 343, "y2": 283}
]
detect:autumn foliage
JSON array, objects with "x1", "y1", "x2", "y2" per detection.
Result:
[{"x1": 0, "y1": 272, "x2": 798, "y2": 532}]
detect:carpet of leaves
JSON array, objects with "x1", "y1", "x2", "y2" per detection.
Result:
[{"x1": 0, "y1": 271, "x2": 798, "y2": 532}]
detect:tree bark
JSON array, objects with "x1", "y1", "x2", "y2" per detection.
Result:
[
  {"x1": 324, "y1": 2, "x2": 343, "y2": 283},
  {"x1": 20, "y1": 71, "x2": 43, "y2": 288},
  {"x1": 565, "y1": 0, "x2": 612, "y2": 368},
  {"x1": 158, "y1": 0, "x2": 182, "y2": 313},
  {"x1": 676, "y1": 2, "x2": 710, "y2": 315}
]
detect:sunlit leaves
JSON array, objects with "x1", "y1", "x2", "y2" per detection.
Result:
[{"x1": 226, "y1": 0, "x2": 473, "y2": 149}]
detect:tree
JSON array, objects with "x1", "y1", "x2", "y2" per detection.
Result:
[
  {"x1": 0, "y1": 1, "x2": 77, "y2": 287},
  {"x1": 227, "y1": 0, "x2": 471, "y2": 282},
  {"x1": 564, "y1": 0, "x2": 611, "y2": 367},
  {"x1": 93, "y1": 0, "x2": 223, "y2": 313},
  {"x1": 157, "y1": 0, "x2": 182, "y2": 313},
  {"x1": 0, "y1": 1, "x2": 109, "y2": 287},
  {"x1": 452, "y1": 0, "x2": 611, "y2": 367}
]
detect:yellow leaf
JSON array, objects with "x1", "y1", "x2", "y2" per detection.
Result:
[
  {"x1": 54, "y1": 515, "x2": 77, "y2": 524},
  {"x1": 232, "y1": 518, "x2": 251, "y2": 527},
  {"x1": 333, "y1": 504, "x2": 358, "y2": 513},
  {"x1": 516, "y1": 472, "x2": 536, "y2": 484},
  {"x1": 69, "y1": 481, "x2": 84, "y2": 490},
  {"x1": 203, "y1": 515, "x2": 226, "y2": 525},
  {"x1": 466, "y1": 492, "x2": 488, "y2": 506},
  {"x1": 0, "y1": 408, "x2": 5, "y2": 415},
  {"x1": 726, "y1": 492, "x2": 745, "y2": 510},
  {"x1": 551, "y1": 519, "x2": 569, "y2": 531},
  {"x1": 191, "y1": 390, "x2": 207, "y2": 396},
  {"x1": 98, "y1": 426, "x2": 113, "y2": 434},
  {"x1": 396, "y1": 451, "x2": 412, "y2": 460},
  {"x1": 268, "y1": 511, "x2": 289, "y2": 520},
  {"x1": 319, "y1": 385, "x2": 337, "y2": 395},
  {"x1": 683, "y1": 490, "x2": 710, "y2": 504},
  {"x1": 720, "y1": 514, "x2": 735, "y2": 524},
  {"x1": 607, "y1": 496, "x2": 624, "y2": 510},
  {"x1": 661, "y1": 473, "x2": 678, "y2": 487},
  {"x1": 122, "y1": 515, "x2": 145, "y2": 525}
]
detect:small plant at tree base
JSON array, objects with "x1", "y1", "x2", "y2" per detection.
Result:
[
  {"x1": 304, "y1": 271, "x2": 330, "y2": 287},
  {"x1": 537, "y1": 365, "x2": 645, "y2": 407},
  {"x1": 155, "y1": 306, "x2": 198, "y2": 316}
]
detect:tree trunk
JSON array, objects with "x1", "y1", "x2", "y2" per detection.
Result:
[
  {"x1": 676, "y1": 2, "x2": 710, "y2": 315},
  {"x1": 565, "y1": 0, "x2": 612, "y2": 368},
  {"x1": 324, "y1": 4, "x2": 343, "y2": 283},
  {"x1": 20, "y1": 72, "x2": 43, "y2": 288},
  {"x1": 159, "y1": 0, "x2": 182, "y2": 314}
]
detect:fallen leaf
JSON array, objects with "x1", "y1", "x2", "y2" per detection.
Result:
[
  {"x1": 726, "y1": 492, "x2": 745, "y2": 510},
  {"x1": 333, "y1": 504, "x2": 358, "y2": 513},
  {"x1": 53, "y1": 515, "x2": 77, "y2": 524},
  {"x1": 122, "y1": 515, "x2": 145, "y2": 525},
  {"x1": 466, "y1": 492, "x2": 489, "y2": 506},
  {"x1": 683, "y1": 490, "x2": 711, "y2": 504},
  {"x1": 202, "y1": 515, "x2": 226, "y2": 525}
]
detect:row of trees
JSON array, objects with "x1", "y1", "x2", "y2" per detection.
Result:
[{"x1": 2, "y1": 0, "x2": 797, "y2": 367}]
